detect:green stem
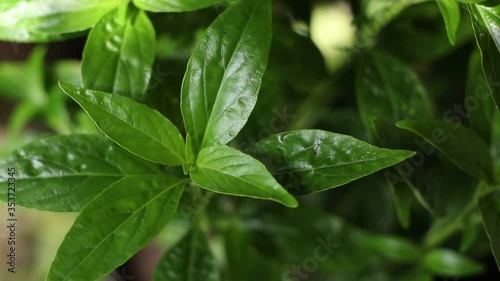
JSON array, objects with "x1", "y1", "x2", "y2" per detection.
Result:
[{"x1": 424, "y1": 181, "x2": 487, "y2": 249}]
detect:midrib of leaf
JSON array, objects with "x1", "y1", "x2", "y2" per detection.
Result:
[
  {"x1": 196, "y1": 163, "x2": 280, "y2": 197},
  {"x1": 272, "y1": 156, "x2": 400, "y2": 175},
  {"x1": 470, "y1": 5, "x2": 500, "y2": 110},
  {"x1": 112, "y1": 8, "x2": 134, "y2": 94},
  {"x1": 74, "y1": 92, "x2": 184, "y2": 161},
  {"x1": 84, "y1": 7, "x2": 130, "y2": 92},
  {"x1": 276, "y1": 140, "x2": 400, "y2": 165},
  {"x1": 485, "y1": 33, "x2": 500, "y2": 97},
  {"x1": 372, "y1": 56, "x2": 400, "y2": 120},
  {"x1": 61, "y1": 180, "x2": 185, "y2": 281},
  {"x1": 41, "y1": 156, "x2": 124, "y2": 174},
  {"x1": 280, "y1": 142, "x2": 361, "y2": 162},
  {"x1": 142, "y1": 106, "x2": 169, "y2": 144},
  {"x1": 200, "y1": 0, "x2": 262, "y2": 149},
  {"x1": 477, "y1": 7, "x2": 500, "y2": 50},
  {"x1": 16, "y1": 176, "x2": 114, "y2": 206},
  {"x1": 476, "y1": 7, "x2": 500, "y2": 80},
  {"x1": 13, "y1": 173, "x2": 151, "y2": 180},
  {"x1": 4, "y1": 175, "x2": 148, "y2": 206}
]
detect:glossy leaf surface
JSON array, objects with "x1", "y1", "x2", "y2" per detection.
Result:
[
  {"x1": 437, "y1": 0, "x2": 460, "y2": 45},
  {"x1": 396, "y1": 120, "x2": 494, "y2": 183},
  {"x1": 356, "y1": 51, "x2": 431, "y2": 135},
  {"x1": 466, "y1": 50, "x2": 495, "y2": 143},
  {"x1": 479, "y1": 190, "x2": 500, "y2": 270},
  {"x1": 470, "y1": 4, "x2": 500, "y2": 111},
  {"x1": 82, "y1": 3, "x2": 155, "y2": 100},
  {"x1": 0, "y1": 134, "x2": 158, "y2": 211},
  {"x1": 47, "y1": 175, "x2": 185, "y2": 281},
  {"x1": 423, "y1": 248, "x2": 484, "y2": 276},
  {"x1": 181, "y1": 0, "x2": 272, "y2": 154},
  {"x1": 190, "y1": 145, "x2": 298, "y2": 207},
  {"x1": 364, "y1": 235, "x2": 420, "y2": 263},
  {"x1": 253, "y1": 130, "x2": 415, "y2": 195},
  {"x1": 0, "y1": 0, "x2": 122, "y2": 42},
  {"x1": 152, "y1": 228, "x2": 220, "y2": 281},
  {"x1": 60, "y1": 82, "x2": 186, "y2": 166},
  {"x1": 133, "y1": 0, "x2": 228, "y2": 12}
]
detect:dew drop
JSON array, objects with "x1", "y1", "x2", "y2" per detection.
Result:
[
  {"x1": 105, "y1": 22, "x2": 114, "y2": 33},
  {"x1": 105, "y1": 40, "x2": 119, "y2": 53},
  {"x1": 32, "y1": 159, "x2": 43, "y2": 169}
]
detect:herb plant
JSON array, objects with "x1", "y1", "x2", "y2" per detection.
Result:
[{"x1": 1, "y1": 0, "x2": 500, "y2": 280}]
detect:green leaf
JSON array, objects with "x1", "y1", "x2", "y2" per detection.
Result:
[
  {"x1": 423, "y1": 248, "x2": 484, "y2": 276},
  {"x1": 0, "y1": 134, "x2": 159, "y2": 212},
  {"x1": 492, "y1": 113, "x2": 500, "y2": 174},
  {"x1": 0, "y1": 46, "x2": 46, "y2": 102},
  {"x1": 46, "y1": 175, "x2": 186, "y2": 281},
  {"x1": 82, "y1": 3, "x2": 155, "y2": 100},
  {"x1": 392, "y1": 181, "x2": 413, "y2": 229},
  {"x1": 0, "y1": 62, "x2": 28, "y2": 100},
  {"x1": 394, "y1": 271, "x2": 433, "y2": 281},
  {"x1": 224, "y1": 225, "x2": 250, "y2": 281},
  {"x1": 390, "y1": 177, "x2": 434, "y2": 225},
  {"x1": 0, "y1": 0, "x2": 122, "y2": 42},
  {"x1": 396, "y1": 120, "x2": 494, "y2": 183},
  {"x1": 356, "y1": 51, "x2": 431, "y2": 136},
  {"x1": 252, "y1": 130, "x2": 415, "y2": 195},
  {"x1": 459, "y1": 217, "x2": 479, "y2": 252},
  {"x1": 7, "y1": 101, "x2": 40, "y2": 139},
  {"x1": 224, "y1": 225, "x2": 281, "y2": 281},
  {"x1": 475, "y1": 3, "x2": 500, "y2": 48},
  {"x1": 466, "y1": 50, "x2": 495, "y2": 143},
  {"x1": 2, "y1": 47, "x2": 48, "y2": 141},
  {"x1": 377, "y1": 2, "x2": 473, "y2": 61},
  {"x1": 364, "y1": 235, "x2": 421, "y2": 263},
  {"x1": 363, "y1": 0, "x2": 430, "y2": 20},
  {"x1": 479, "y1": 190, "x2": 500, "y2": 270},
  {"x1": 51, "y1": 60, "x2": 82, "y2": 86},
  {"x1": 459, "y1": 0, "x2": 488, "y2": 3},
  {"x1": 437, "y1": 0, "x2": 460, "y2": 45},
  {"x1": 152, "y1": 227, "x2": 220, "y2": 281},
  {"x1": 470, "y1": 3, "x2": 500, "y2": 111},
  {"x1": 46, "y1": 60, "x2": 81, "y2": 135},
  {"x1": 133, "y1": 0, "x2": 228, "y2": 12},
  {"x1": 45, "y1": 85, "x2": 72, "y2": 134},
  {"x1": 60, "y1": 82, "x2": 186, "y2": 166},
  {"x1": 181, "y1": 0, "x2": 272, "y2": 154},
  {"x1": 423, "y1": 169, "x2": 482, "y2": 248},
  {"x1": 359, "y1": 0, "x2": 431, "y2": 47},
  {"x1": 190, "y1": 145, "x2": 298, "y2": 207}
]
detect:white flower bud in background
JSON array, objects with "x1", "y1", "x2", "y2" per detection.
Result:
[{"x1": 310, "y1": 1, "x2": 357, "y2": 73}]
